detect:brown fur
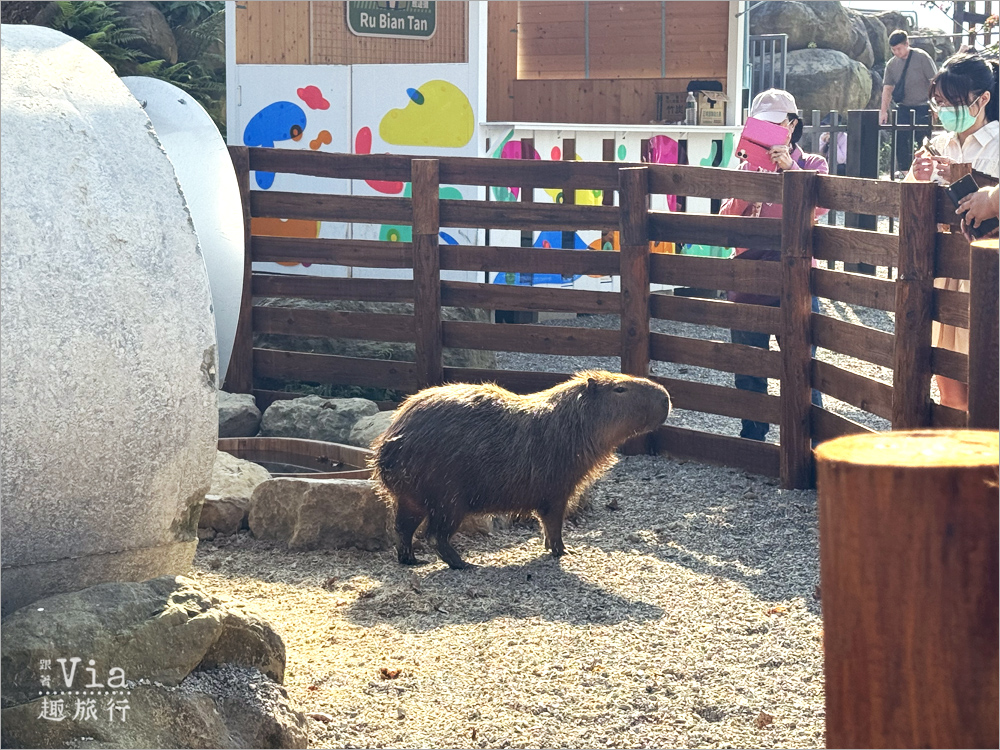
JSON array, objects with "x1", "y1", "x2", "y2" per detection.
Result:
[{"x1": 370, "y1": 370, "x2": 671, "y2": 569}]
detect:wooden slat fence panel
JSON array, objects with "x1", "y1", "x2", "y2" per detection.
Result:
[
  {"x1": 650, "y1": 333, "x2": 781, "y2": 379},
  {"x1": 933, "y1": 287, "x2": 969, "y2": 328},
  {"x1": 439, "y1": 200, "x2": 620, "y2": 230},
  {"x1": 650, "y1": 375, "x2": 781, "y2": 425},
  {"x1": 812, "y1": 267, "x2": 896, "y2": 311},
  {"x1": 442, "y1": 321, "x2": 619, "y2": 356},
  {"x1": 252, "y1": 236, "x2": 413, "y2": 268},
  {"x1": 647, "y1": 164, "x2": 783, "y2": 204},
  {"x1": 652, "y1": 424, "x2": 781, "y2": 478},
  {"x1": 440, "y1": 245, "x2": 621, "y2": 276},
  {"x1": 815, "y1": 175, "x2": 900, "y2": 217},
  {"x1": 441, "y1": 280, "x2": 620, "y2": 314},
  {"x1": 812, "y1": 314, "x2": 895, "y2": 369},
  {"x1": 253, "y1": 307, "x2": 416, "y2": 342},
  {"x1": 813, "y1": 225, "x2": 898, "y2": 268},
  {"x1": 251, "y1": 190, "x2": 412, "y2": 224},
  {"x1": 254, "y1": 349, "x2": 419, "y2": 391},
  {"x1": 442, "y1": 367, "x2": 567, "y2": 393},
  {"x1": 935, "y1": 232, "x2": 972, "y2": 280},
  {"x1": 931, "y1": 346, "x2": 969, "y2": 383},
  {"x1": 813, "y1": 360, "x2": 893, "y2": 421},
  {"x1": 649, "y1": 212, "x2": 782, "y2": 250},
  {"x1": 811, "y1": 405, "x2": 876, "y2": 442},
  {"x1": 650, "y1": 293, "x2": 782, "y2": 335},
  {"x1": 650, "y1": 253, "x2": 782, "y2": 296},
  {"x1": 253, "y1": 274, "x2": 415, "y2": 302}
]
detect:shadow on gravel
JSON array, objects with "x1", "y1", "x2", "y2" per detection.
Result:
[
  {"x1": 577, "y1": 455, "x2": 823, "y2": 616},
  {"x1": 342, "y1": 553, "x2": 665, "y2": 632}
]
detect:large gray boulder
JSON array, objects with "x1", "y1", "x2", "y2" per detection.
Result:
[
  {"x1": 910, "y1": 28, "x2": 955, "y2": 64},
  {"x1": 347, "y1": 410, "x2": 397, "y2": 448},
  {"x1": 201, "y1": 451, "x2": 272, "y2": 537},
  {"x1": 114, "y1": 1, "x2": 178, "y2": 64},
  {"x1": 786, "y1": 48, "x2": 873, "y2": 115},
  {"x1": 867, "y1": 66, "x2": 885, "y2": 109},
  {"x1": 750, "y1": 1, "x2": 871, "y2": 65},
  {"x1": 249, "y1": 478, "x2": 394, "y2": 552},
  {"x1": 0, "y1": 25, "x2": 217, "y2": 616},
  {"x1": 748, "y1": 0, "x2": 819, "y2": 50},
  {"x1": 260, "y1": 395, "x2": 379, "y2": 443},
  {"x1": 874, "y1": 10, "x2": 913, "y2": 37},
  {"x1": 0, "y1": 576, "x2": 305, "y2": 748},
  {"x1": 860, "y1": 13, "x2": 891, "y2": 69},
  {"x1": 219, "y1": 391, "x2": 262, "y2": 438},
  {"x1": 844, "y1": 10, "x2": 875, "y2": 68},
  {"x1": 253, "y1": 298, "x2": 497, "y2": 370}
]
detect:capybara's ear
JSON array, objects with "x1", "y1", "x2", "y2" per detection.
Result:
[{"x1": 587, "y1": 377, "x2": 598, "y2": 392}]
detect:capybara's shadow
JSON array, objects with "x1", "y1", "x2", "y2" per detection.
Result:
[
  {"x1": 343, "y1": 554, "x2": 664, "y2": 632},
  {"x1": 576, "y1": 454, "x2": 823, "y2": 616}
]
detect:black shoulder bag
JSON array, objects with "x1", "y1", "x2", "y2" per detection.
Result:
[{"x1": 891, "y1": 52, "x2": 913, "y2": 104}]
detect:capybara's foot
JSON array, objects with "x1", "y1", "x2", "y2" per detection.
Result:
[
  {"x1": 435, "y1": 538, "x2": 469, "y2": 569},
  {"x1": 400, "y1": 556, "x2": 429, "y2": 566},
  {"x1": 549, "y1": 540, "x2": 566, "y2": 557}
]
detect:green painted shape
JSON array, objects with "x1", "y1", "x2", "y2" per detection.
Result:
[
  {"x1": 381, "y1": 183, "x2": 464, "y2": 242},
  {"x1": 699, "y1": 132, "x2": 735, "y2": 167},
  {"x1": 617, "y1": 144, "x2": 627, "y2": 161},
  {"x1": 681, "y1": 244, "x2": 731, "y2": 258}
]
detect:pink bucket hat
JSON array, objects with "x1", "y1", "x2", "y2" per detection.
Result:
[{"x1": 749, "y1": 89, "x2": 797, "y2": 123}]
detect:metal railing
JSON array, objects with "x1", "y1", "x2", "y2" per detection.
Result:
[{"x1": 748, "y1": 34, "x2": 788, "y2": 98}]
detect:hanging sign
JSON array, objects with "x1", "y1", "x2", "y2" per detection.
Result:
[{"x1": 347, "y1": 1, "x2": 436, "y2": 39}]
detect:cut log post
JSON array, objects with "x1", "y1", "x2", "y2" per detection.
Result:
[
  {"x1": 816, "y1": 430, "x2": 999, "y2": 749},
  {"x1": 411, "y1": 159, "x2": 443, "y2": 389},
  {"x1": 968, "y1": 238, "x2": 998, "y2": 429},
  {"x1": 618, "y1": 166, "x2": 652, "y2": 455}
]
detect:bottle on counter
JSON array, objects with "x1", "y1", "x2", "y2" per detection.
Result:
[{"x1": 684, "y1": 92, "x2": 697, "y2": 126}]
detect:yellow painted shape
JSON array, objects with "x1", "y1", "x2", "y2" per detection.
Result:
[{"x1": 379, "y1": 80, "x2": 474, "y2": 148}]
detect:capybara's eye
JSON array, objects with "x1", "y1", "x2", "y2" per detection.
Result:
[{"x1": 613, "y1": 386, "x2": 627, "y2": 393}]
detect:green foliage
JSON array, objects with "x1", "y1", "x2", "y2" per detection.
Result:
[{"x1": 36, "y1": 1, "x2": 226, "y2": 136}]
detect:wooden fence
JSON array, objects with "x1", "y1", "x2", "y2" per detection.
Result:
[{"x1": 225, "y1": 145, "x2": 999, "y2": 489}]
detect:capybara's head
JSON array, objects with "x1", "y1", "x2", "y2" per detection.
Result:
[{"x1": 564, "y1": 370, "x2": 672, "y2": 448}]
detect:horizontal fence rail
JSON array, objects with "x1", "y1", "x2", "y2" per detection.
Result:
[{"x1": 225, "y1": 146, "x2": 996, "y2": 489}]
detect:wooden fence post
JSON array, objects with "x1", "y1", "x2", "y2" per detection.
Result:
[
  {"x1": 779, "y1": 169, "x2": 817, "y2": 489},
  {"x1": 893, "y1": 180, "x2": 938, "y2": 428},
  {"x1": 817, "y1": 430, "x2": 999, "y2": 749},
  {"x1": 618, "y1": 166, "x2": 651, "y2": 455},
  {"x1": 968, "y1": 239, "x2": 999, "y2": 429},
  {"x1": 223, "y1": 145, "x2": 254, "y2": 395},
  {"x1": 411, "y1": 159, "x2": 443, "y2": 390}
]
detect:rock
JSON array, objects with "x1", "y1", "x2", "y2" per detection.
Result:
[
  {"x1": 874, "y1": 10, "x2": 913, "y2": 37},
  {"x1": 860, "y1": 13, "x2": 891, "y2": 69},
  {"x1": 1, "y1": 666, "x2": 307, "y2": 749},
  {"x1": 785, "y1": 48, "x2": 873, "y2": 116},
  {"x1": 253, "y1": 298, "x2": 497, "y2": 371},
  {"x1": 867, "y1": 66, "x2": 884, "y2": 109},
  {"x1": 260, "y1": 395, "x2": 380, "y2": 443},
  {"x1": 0, "y1": 576, "x2": 286, "y2": 707},
  {"x1": 114, "y1": 1, "x2": 178, "y2": 64},
  {"x1": 910, "y1": 28, "x2": 955, "y2": 64},
  {"x1": 249, "y1": 478, "x2": 394, "y2": 551},
  {"x1": 347, "y1": 410, "x2": 397, "y2": 448},
  {"x1": 808, "y1": 1, "x2": 854, "y2": 56},
  {"x1": 748, "y1": 1, "x2": 819, "y2": 50},
  {"x1": 200, "y1": 452, "x2": 272, "y2": 536},
  {"x1": 220, "y1": 391, "x2": 263, "y2": 437},
  {"x1": 845, "y1": 10, "x2": 875, "y2": 68},
  {"x1": 0, "y1": 26, "x2": 217, "y2": 617}
]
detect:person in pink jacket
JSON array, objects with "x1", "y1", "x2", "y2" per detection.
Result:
[{"x1": 720, "y1": 89, "x2": 829, "y2": 441}]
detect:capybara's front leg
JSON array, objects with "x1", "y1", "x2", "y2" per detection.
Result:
[
  {"x1": 395, "y1": 497, "x2": 428, "y2": 566},
  {"x1": 428, "y1": 510, "x2": 469, "y2": 569}
]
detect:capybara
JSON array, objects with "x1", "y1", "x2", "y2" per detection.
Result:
[{"x1": 370, "y1": 370, "x2": 672, "y2": 569}]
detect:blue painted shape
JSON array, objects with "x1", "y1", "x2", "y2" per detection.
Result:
[
  {"x1": 406, "y1": 87, "x2": 425, "y2": 105},
  {"x1": 493, "y1": 232, "x2": 587, "y2": 285},
  {"x1": 243, "y1": 101, "x2": 308, "y2": 189}
]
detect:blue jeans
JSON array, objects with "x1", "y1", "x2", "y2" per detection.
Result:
[
  {"x1": 894, "y1": 104, "x2": 931, "y2": 173},
  {"x1": 731, "y1": 296, "x2": 822, "y2": 441}
]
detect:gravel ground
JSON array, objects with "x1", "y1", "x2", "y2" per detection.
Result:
[{"x1": 191, "y1": 282, "x2": 907, "y2": 748}]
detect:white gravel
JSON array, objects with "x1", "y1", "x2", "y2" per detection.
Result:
[{"x1": 190, "y1": 283, "x2": 911, "y2": 748}]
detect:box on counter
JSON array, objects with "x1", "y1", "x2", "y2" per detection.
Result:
[
  {"x1": 694, "y1": 90, "x2": 728, "y2": 125},
  {"x1": 655, "y1": 91, "x2": 687, "y2": 123}
]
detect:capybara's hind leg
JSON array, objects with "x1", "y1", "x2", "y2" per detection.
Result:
[
  {"x1": 395, "y1": 496, "x2": 428, "y2": 566},
  {"x1": 539, "y1": 504, "x2": 567, "y2": 557},
  {"x1": 428, "y1": 511, "x2": 469, "y2": 570}
]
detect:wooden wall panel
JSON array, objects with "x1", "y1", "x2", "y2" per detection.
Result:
[
  {"x1": 517, "y1": 1, "x2": 585, "y2": 79},
  {"x1": 312, "y1": 1, "x2": 467, "y2": 65},
  {"x1": 513, "y1": 77, "x2": 697, "y2": 125},
  {"x1": 235, "y1": 1, "x2": 311, "y2": 64},
  {"x1": 664, "y1": 1, "x2": 729, "y2": 78},
  {"x1": 588, "y1": 1, "x2": 663, "y2": 79},
  {"x1": 237, "y1": 1, "x2": 467, "y2": 65},
  {"x1": 487, "y1": 1, "x2": 518, "y2": 121}
]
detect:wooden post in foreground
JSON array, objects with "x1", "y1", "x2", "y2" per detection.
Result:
[
  {"x1": 618, "y1": 166, "x2": 652, "y2": 455},
  {"x1": 816, "y1": 430, "x2": 998, "y2": 749},
  {"x1": 223, "y1": 145, "x2": 254, "y2": 394},
  {"x1": 779, "y1": 169, "x2": 817, "y2": 489},
  {"x1": 411, "y1": 159, "x2": 443, "y2": 389},
  {"x1": 968, "y1": 238, "x2": 999, "y2": 429}
]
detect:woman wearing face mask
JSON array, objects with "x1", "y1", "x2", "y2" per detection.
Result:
[
  {"x1": 906, "y1": 52, "x2": 999, "y2": 412},
  {"x1": 721, "y1": 89, "x2": 829, "y2": 442}
]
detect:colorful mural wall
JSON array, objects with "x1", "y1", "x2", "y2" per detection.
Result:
[{"x1": 233, "y1": 63, "x2": 482, "y2": 282}]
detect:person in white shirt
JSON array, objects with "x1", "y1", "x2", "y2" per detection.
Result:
[{"x1": 907, "y1": 52, "x2": 999, "y2": 411}]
